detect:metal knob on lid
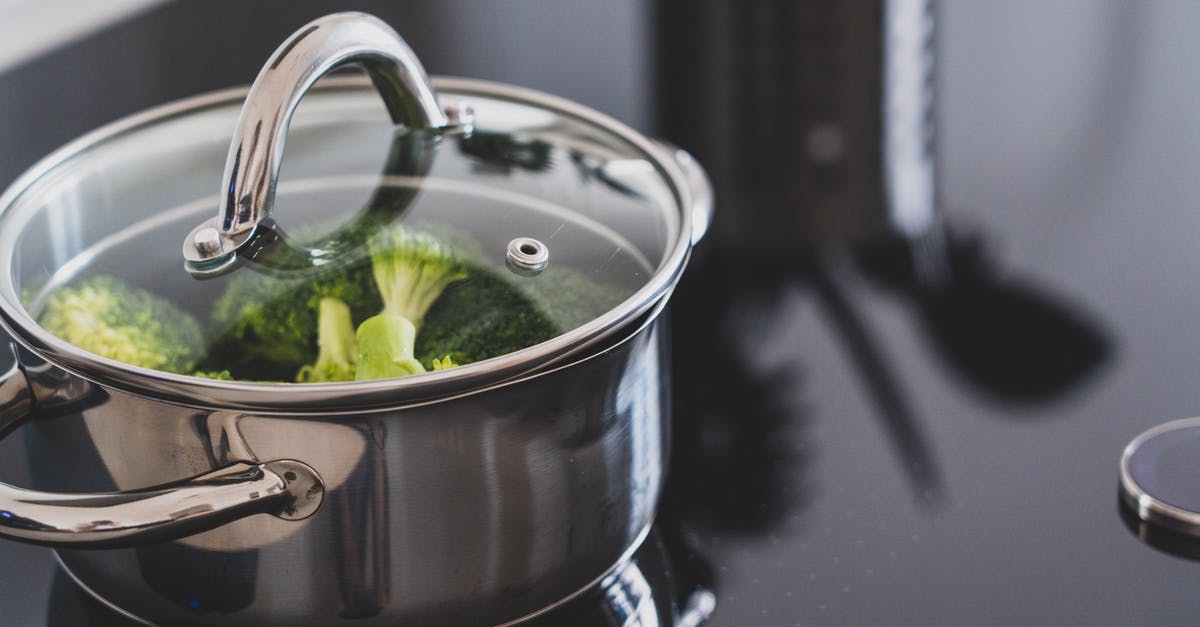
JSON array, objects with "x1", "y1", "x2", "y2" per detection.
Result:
[
  {"x1": 506, "y1": 237, "x2": 549, "y2": 276},
  {"x1": 182, "y1": 12, "x2": 465, "y2": 277}
]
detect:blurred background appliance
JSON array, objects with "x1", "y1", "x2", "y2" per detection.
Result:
[{"x1": 657, "y1": 0, "x2": 935, "y2": 250}]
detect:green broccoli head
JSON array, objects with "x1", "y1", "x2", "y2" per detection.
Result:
[
  {"x1": 351, "y1": 225, "x2": 469, "y2": 381},
  {"x1": 202, "y1": 260, "x2": 381, "y2": 381},
  {"x1": 295, "y1": 297, "x2": 358, "y2": 383},
  {"x1": 508, "y1": 265, "x2": 629, "y2": 332},
  {"x1": 369, "y1": 226, "x2": 468, "y2": 329},
  {"x1": 192, "y1": 369, "x2": 234, "y2": 381},
  {"x1": 204, "y1": 224, "x2": 466, "y2": 382},
  {"x1": 431, "y1": 355, "x2": 457, "y2": 371},
  {"x1": 38, "y1": 275, "x2": 204, "y2": 373},
  {"x1": 413, "y1": 264, "x2": 556, "y2": 368},
  {"x1": 202, "y1": 223, "x2": 629, "y2": 382},
  {"x1": 413, "y1": 262, "x2": 625, "y2": 369}
]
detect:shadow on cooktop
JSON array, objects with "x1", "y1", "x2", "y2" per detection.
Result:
[
  {"x1": 664, "y1": 251, "x2": 813, "y2": 537},
  {"x1": 665, "y1": 219, "x2": 1113, "y2": 536},
  {"x1": 856, "y1": 224, "x2": 1111, "y2": 406}
]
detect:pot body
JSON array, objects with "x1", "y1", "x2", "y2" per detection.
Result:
[{"x1": 20, "y1": 311, "x2": 670, "y2": 626}]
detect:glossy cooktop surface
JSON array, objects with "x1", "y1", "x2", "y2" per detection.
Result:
[{"x1": 4, "y1": 1, "x2": 1200, "y2": 625}]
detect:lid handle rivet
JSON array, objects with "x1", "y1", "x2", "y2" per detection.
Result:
[
  {"x1": 193, "y1": 227, "x2": 222, "y2": 255},
  {"x1": 443, "y1": 103, "x2": 475, "y2": 133},
  {"x1": 506, "y1": 237, "x2": 549, "y2": 276}
]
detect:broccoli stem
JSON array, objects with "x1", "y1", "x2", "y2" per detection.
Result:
[
  {"x1": 295, "y1": 297, "x2": 358, "y2": 382},
  {"x1": 348, "y1": 225, "x2": 469, "y2": 381},
  {"x1": 355, "y1": 313, "x2": 426, "y2": 380},
  {"x1": 369, "y1": 227, "x2": 467, "y2": 329}
]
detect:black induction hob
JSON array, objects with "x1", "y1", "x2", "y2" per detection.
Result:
[{"x1": 5, "y1": 1, "x2": 1200, "y2": 625}]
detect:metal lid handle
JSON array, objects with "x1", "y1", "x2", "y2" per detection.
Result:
[{"x1": 183, "y1": 12, "x2": 459, "y2": 274}]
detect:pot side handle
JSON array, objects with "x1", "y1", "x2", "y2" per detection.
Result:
[{"x1": 0, "y1": 350, "x2": 323, "y2": 549}]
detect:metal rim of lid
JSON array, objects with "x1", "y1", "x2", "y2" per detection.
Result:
[
  {"x1": 0, "y1": 75, "x2": 697, "y2": 414},
  {"x1": 1119, "y1": 416, "x2": 1200, "y2": 537}
]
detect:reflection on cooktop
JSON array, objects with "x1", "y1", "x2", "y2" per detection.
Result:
[
  {"x1": 44, "y1": 527, "x2": 714, "y2": 627},
  {"x1": 1118, "y1": 498, "x2": 1200, "y2": 564}
]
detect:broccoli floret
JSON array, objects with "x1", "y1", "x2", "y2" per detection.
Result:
[
  {"x1": 354, "y1": 226, "x2": 468, "y2": 381},
  {"x1": 508, "y1": 265, "x2": 629, "y2": 332},
  {"x1": 414, "y1": 263, "x2": 557, "y2": 368},
  {"x1": 431, "y1": 355, "x2": 457, "y2": 371},
  {"x1": 38, "y1": 275, "x2": 204, "y2": 373},
  {"x1": 202, "y1": 222, "x2": 629, "y2": 381},
  {"x1": 202, "y1": 261, "x2": 380, "y2": 381},
  {"x1": 413, "y1": 262, "x2": 625, "y2": 368},
  {"x1": 192, "y1": 369, "x2": 234, "y2": 381},
  {"x1": 296, "y1": 297, "x2": 358, "y2": 382},
  {"x1": 368, "y1": 226, "x2": 468, "y2": 328}
]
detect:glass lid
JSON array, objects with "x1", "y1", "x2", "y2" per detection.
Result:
[{"x1": 0, "y1": 13, "x2": 700, "y2": 408}]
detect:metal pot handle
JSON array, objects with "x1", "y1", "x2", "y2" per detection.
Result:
[
  {"x1": 182, "y1": 12, "x2": 466, "y2": 276},
  {"x1": 0, "y1": 349, "x2": 323, "y2": 549}
]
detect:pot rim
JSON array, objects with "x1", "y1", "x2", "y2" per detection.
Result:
[{"x1": 0, "y1": 76, "x2": 695, "y2": 412}]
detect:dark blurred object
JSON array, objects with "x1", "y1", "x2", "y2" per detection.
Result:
[
  {"x1": 656, "y1": 0, "x2": 935, "y2": 251},
  {"x1": 857, "y1": 227, "x2": 1110, "y2": 402}
]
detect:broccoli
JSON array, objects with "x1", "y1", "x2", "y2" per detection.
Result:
[
  {"x1": 295, "y1": 297, "x2": 358, "y2": 383},
  {"x1": 413, "y1": 263, "x2": 557, "y2": 367},
  {"x1": 508, "y1": 265, "x2": 629, "y2": 332},
  {"x1": 431, "y1": 356, "x2": 457, "y2": 371},
  {"x1": 355, "y1": 313, "x2": 425, "y2": 379},
  {"x1": 203, "y1": 223, "x2": 631, "y2": 381},
  {"x1": 37, "y1": 275, "x2": 205, "y2": 373},
  {"x1": 354, "y1": 226, "x2": 468, "y2": 381},
  {"x1": 368, "y1": 227, "x2": 468, "y2": 329},
  {"x1": 202, "y1": 260, "x2": 380, "y2": 381},
  {"x1": 413, "y1": 263, "x2": 626, "y2": 368},
  {"x1": 192, "y1": 369, "x2": 235, "y2": 381}
]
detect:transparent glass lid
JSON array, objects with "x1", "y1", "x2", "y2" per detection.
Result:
[{"x1": 0, "y1": 81, "x2": 685, "y2": 386}]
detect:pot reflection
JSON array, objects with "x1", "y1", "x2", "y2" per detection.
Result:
[
  {"x1": 1118, "y1": 498, "x2": 1200, "y2": 563},
  {"x1": 48, "y1": 525, "x2": 716, "y2": 627}
]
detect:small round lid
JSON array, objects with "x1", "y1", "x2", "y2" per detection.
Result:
[
  {"x1": 0, "y1": 12, "x2": 710, "y2": 410},
  {"x1": 1120, "y1": 417, "x2": 1200, "y2": 538}
]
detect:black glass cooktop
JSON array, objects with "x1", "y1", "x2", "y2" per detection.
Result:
[{"x1": 5, "y1": 1, "x2": 1200, "y2": 625}]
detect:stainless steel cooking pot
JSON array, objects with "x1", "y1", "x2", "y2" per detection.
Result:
[{"x1": 0, "y1": 13, "x2": 710, "y2": 626}]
